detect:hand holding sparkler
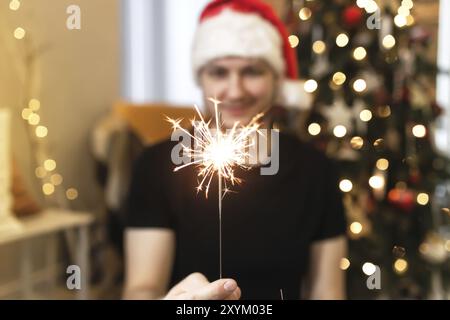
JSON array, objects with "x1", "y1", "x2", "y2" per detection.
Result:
[{"x1": 164, "y1": 272, "x2": 241, "y2": 300}]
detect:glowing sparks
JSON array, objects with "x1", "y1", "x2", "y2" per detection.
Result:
[
  {"x1": 167, "y1": 98, "x2": 262, "y2": 199},
  {"x1": 167, "y1": 98, "x2": 263, "y2": 279}
]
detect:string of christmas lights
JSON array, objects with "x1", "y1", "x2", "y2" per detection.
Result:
[{"x1": 7, "y1": 0, "x2": 79, "y2": 206}]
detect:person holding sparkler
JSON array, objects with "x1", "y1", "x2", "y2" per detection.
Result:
[{"x1": 123, "y1": 0, "x2": 347, "y2": 300}]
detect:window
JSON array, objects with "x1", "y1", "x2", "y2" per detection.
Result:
[
  {"x1": 436, "y1": 0, "x2": 450, "y2": 154},
  {"x1": 120, "y1": 0, "x2": 209, "y2": 106}
]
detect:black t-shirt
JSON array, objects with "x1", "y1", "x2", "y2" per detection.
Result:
[{"x1": 126, "y1": 131, "x2": 347, "y2": 300}]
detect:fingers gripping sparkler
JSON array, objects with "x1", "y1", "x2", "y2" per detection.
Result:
[{"x1": 167, "y1": 98, "x2": 263, "y2": 279}]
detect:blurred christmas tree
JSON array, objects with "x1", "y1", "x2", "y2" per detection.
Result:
[{"x1": 285, "y1": 0, "x2": 450, "y2": 299}]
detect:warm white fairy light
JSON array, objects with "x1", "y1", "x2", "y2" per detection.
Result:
[
  {"x1": 382, "y1": 35, "x2": 396, "y2": 49},
  {"x1": 406, "y1": 15, "x2": 415, "y2": 26},
  {"x1": 394, "y1": 15, "x2": 407, "y2": 28},
  {"x1": 398, "y1": 6, "x2": 410, "y2": 17},
  {"x1": 376, "y1": 158, "x2": 389, "y2": 171},
  {"x1": 339, "y1": 179, "x2": 353, "y2": 192},
  {"x1": 14, "y1": 27, "x2": 25, "y2": 39},
  {"x1": 340, "y1": 258, "x2": 351, "y2": 270},
  {"x1": 369, "y1": 175, "x2": 385, "y2": 189},
  {"x1": 44, "y1": 159, "x2": 56, "y2": 171},
  {"x1": 333, "y1": 125, "x2": 347, "y2": 138},
  {"x1": 373, "y1": 138, "x2": 384, "y2": 148},
  {"x1": 364, "y1": 0, "x2": 379, "y2": 13},
  {"x1": 308, "y1": 122, "x2": 321, "y2": 136},
  {"x1": 35, "y1": 125, "x2": 48, "y2": 138},
  {"x1": 394, "y1": 258, "x2": 408, "y2": 274},
  {"x1": 356, "y1": 0, "x2": 378, "y2": 13},
  {"x1": 359, "y1": 109, "x2": 373, "y2": 122},
  {"x1": 412, "y1": 124, "x2": 426, "y2": 138},
  {"x1": 353, "y1": 47, "x2": 367, "y2": 60},
  {"x1": 304, "y1": 79, "x2": 318, "y2": 93},
  {"x1": 353, "y1": 79, "x2": 367, "y2": 92},
  {"x1": 42, "y1": 183, "x2": 55, "y2": 196},
  {"x1": 288, "y1": 35, "x2": 300, "y2": 48},
  {"x1": 417, "y1": 193, "x2": 429, "y2": 205},
  {"x1": 332, "y1": 72, "x2": 346, "y2": 85},
  {"x1": 50, "y1": 173, "x2": 63, "y2": 186},
  {"x1": 312, "y1": 40, "x2": 326, "y2": 54},
  {"x1": 351, "y1": 136, "x2": 364, "y2": 150},
  {"x1": 299, "y1": 7, "x2": 312, "y2": 20},
  {"x1": 9, "y1": 0, "x2": 20, "y2": 11},
  {"x1": 21, "y1": 108, "x2": 32, "y2": 120},
  {"x1": 350, "y1": 222, "x2": 363, "y2": 234},
  {"x1": 336, "y1": 33, "x2": 349, "y2": 47},
  {"x1": 35, "y1": 167, "x2": 46, "y2": 178},
  {"x1": 28, "y1": 113, "x2": 40, "y2": 125},
  {"x1": 29, "y1": 99, "x2": 41, "y2": 111},
  {"x1": 66, "y1": 188, "x2": 79, "y2": 200},
  {"x1": 356, "y1": 0, "x2": 368, "y2": 8},
  {"x1": 402, "y1": 0, "x2": 414, "y2": 9},
  {"x1": 362, "y1": 262, "x2": 377, "y2": 275}
]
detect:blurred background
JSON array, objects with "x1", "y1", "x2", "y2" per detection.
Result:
[{"x1": 0, "y1": 0, "x2": 449, "y2": 299}]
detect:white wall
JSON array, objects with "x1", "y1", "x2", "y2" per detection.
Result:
[
  {"x1": 163, "y1": 0, "x2": 209, "y2": 106},
  {"x1": 121, "y1": 0, "x2": 209, "y2": 107},
  {"x1": 120, "y1": 0, "x2": 162, "y2": 103}
]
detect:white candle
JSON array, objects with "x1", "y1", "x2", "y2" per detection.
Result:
[{"x1": 0, "y1": 108, "x2": 12, "y2": 219}]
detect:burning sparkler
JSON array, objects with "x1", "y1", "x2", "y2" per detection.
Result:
[{"x1": 167, "y1": 98, "x2": 263, "y2": 278}]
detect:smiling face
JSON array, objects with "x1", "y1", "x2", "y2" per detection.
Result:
[{"x1": 199, "y1": 57, "x2": 278, "y2": 128}]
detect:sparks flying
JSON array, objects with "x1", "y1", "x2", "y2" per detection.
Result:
[{"x1": 167, "y1": 98, "x2": 263, "y2": 200}]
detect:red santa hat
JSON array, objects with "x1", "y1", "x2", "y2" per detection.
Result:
[{"x1": 192, "y1": 0, "x2": 312, "y2": 110}]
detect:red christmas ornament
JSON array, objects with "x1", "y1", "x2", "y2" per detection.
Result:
[
  {"x1": 388, "y1": 188, "x2": 415, "y2": 213},
  {"x1": 342, "y1": 5, "x2": 363, "y2": 28}
]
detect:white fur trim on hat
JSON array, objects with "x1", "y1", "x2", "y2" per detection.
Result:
[{"x1": 192, "y1": 9, "x2": 285, "y2": 78}]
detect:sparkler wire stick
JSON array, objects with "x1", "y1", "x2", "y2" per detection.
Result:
[{"x1": 214, "y1": 99, "x2": 224, "y2": 279}]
